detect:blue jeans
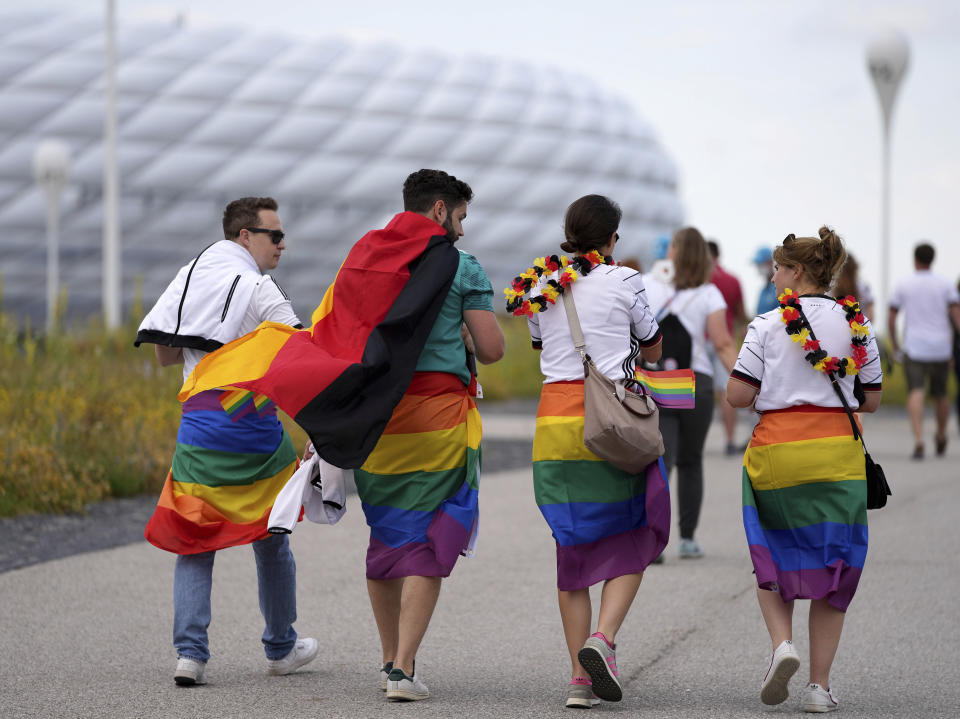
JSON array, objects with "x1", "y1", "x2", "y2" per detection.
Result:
[{"x1": 173, "y1": 533, "x2": 298, "y2": 662}]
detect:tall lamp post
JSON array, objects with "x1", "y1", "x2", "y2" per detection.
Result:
[
  {"x1": 33, "y1": 140, "x2": 70, "y2": 334},
  {"x1": 866, "y1": 30, "x2": 909, "y2": 327},
  {"x1": 103, "y1": 0, "x2": 121, "y2": 328}
]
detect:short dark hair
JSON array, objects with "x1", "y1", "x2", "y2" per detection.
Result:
[
  {"x1": 561, "y1": 194, "x2": 621, "y2": 254},
  {"x1": 222, "y1": 197, "x2": 278, "y2": 241},
  {"x1": 706, "y1": 240, "x2": 719, "y2": 260},
  {"x1": 914, "y1": 242, "x2": 935, "y2": 266},
  {"x1": 402, "y1": 169, "x2": 473, "y2": 213}
]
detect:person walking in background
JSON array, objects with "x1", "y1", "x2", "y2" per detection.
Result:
[
  {"x1": 832, "y1": 253, "x2": 875, "y2": 320},
  {"x1": 647, "y1": 228, "x2": 738, "y2": 559},
  {"x1": 707, "y1": 240, "x2": 748, "y2": 455},
  {"x1": 520, "y1": 195, "x2": 666, "y2": 708},
  {"x1": 727, "y1": 227, "x2": 883, "y2": 713},
  {"x1": 887, "y1": 242, "x2": 960, "y2": 459},
  {"x1": 135, "y1": 197, "x2": 317, "y2": 686},
  {"x1": 753, "y1": 246, "x2": 779, "y2": 315}
]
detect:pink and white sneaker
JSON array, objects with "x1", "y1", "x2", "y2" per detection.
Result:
[
  {"x1": 565, "y1": 677, "x2": 600, "y2": 709},
  {"x1": 577, "y1": 632, "x2": 622, "y2": 702}
]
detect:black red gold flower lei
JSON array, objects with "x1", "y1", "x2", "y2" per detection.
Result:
[
  {"x1": 777, "y1": 289, "x2": 869, "y2": 377},
  {"x1": 504, "y1": 250, "x2": 612, "y2": 317}
]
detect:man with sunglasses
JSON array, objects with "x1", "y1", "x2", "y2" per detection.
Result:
[{"x1": 136, "y1": 196, "x2": 316, "y2": 686}]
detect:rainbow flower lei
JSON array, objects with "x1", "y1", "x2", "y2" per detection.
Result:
[
  {"x1": 777, "y1": 288, "x2": 869, "y2": 377},
  {"x1": 504, "y1": 250, "x2": 612, "y2": 317}
]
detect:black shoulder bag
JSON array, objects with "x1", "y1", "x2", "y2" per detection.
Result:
[{"x1": 795, "y1": 304, "x2": 891, "y2": 510}]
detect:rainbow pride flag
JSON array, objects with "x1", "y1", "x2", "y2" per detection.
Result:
[
  {"x1": 218, "y1": 388, "x2": 273, "y2": 418},
  {"x1": 533, "y1": 381, "x2": 670, "y2": 590},
  {"x1": 742, "y1": 406, "x2": 867, "y2": 612},
  {"x1": 354, "y1": 372, "x2": 480, "y2": 580},
  {"x1": 634, "y1": 368, "x2": 696, "y2": 409},
  {"x1": 144, "y1": 388, "x2": 298, "y2": 554}
]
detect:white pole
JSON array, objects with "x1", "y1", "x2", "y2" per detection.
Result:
[
  {"x1": 103, "y1": 0, "x2": 121, "y2": 328},
  {"x1": 866, "y1": 31, "x2": 909, "y2": 327},
  {"x1": 45, "y1": 189, "x2": 61, "y2": 333},
  {"x1": 33, "y1": 140, "x2": 70, "y2": 335}
]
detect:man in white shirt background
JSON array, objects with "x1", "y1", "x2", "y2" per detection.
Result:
[{"x1": 887, "y1": 242, "x2": 960, "y2": 460}]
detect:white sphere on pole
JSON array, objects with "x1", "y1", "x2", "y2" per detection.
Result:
[
  {"x1": 866, "y1": 30, "x2": 910, "y2": 123},
  {"x1": 32, "y1": 139, "x2": 70, "y2": 188}
]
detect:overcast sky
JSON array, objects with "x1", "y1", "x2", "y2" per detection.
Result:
[{"x1": 42, "y1": 0, "x2": 960, "y2": 317}]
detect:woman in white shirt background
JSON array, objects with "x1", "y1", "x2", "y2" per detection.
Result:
[{"x1": 646, "y1": 227, "x2": 738, "y2": 559}]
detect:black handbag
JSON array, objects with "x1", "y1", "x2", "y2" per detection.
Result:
[{"x1": 795, "y1": 304, "x2": 891, "y2": 509}]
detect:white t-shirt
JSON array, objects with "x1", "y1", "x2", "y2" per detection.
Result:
[
  {"x1": 889, "y1": 270, "x2": 960, "y2": 362},
  {"x1": 528, "y1": 265, "x2": 661, "y2": 384},
  {"x1": 731, "y1": 296, "x2": 883, "y2": 411},
  {"x1": 182, "y1": 276, "x2": 301, "y2": 381},
  {"x1": 646, "y1": 282, "x2": 727, "y2": 377}
]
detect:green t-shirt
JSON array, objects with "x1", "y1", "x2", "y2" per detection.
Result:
[{"x1": 415, "y1": 250, "x2": 494, "y2": 384}]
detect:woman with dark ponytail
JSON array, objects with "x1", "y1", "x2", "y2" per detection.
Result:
[
  {"x1": 727, "y1": 227, "x2": 884, "y2": 713},
  {"x1": 524, "y1": 195, "x2": 667, "y2": 708}
]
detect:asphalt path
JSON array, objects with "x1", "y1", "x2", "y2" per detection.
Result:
[{"x1": 1, "y1": 407, "x2": 957, "y2": 718}]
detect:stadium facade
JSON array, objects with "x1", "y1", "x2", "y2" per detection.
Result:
[{"x1": 0, "y1": 10, "x2": 683, "y2": 325}]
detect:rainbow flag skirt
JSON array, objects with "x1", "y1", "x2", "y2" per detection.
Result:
[
  {"x1": 742, "y1": 406, "x2": 868, "y2": 612},
  {"x1": 355, "y1": 372, "x2": 480, "y2": 580},
  {"x1": 145, "y1": 389, "x2": 298, "y2": 555},
  {"x1": 533, "y1": 381, "x2": 670, "y2": 591}
]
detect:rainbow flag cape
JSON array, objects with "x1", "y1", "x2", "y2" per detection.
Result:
[
  {"x1": 145, "y1": 388, "x2": 298, "y2": 554},
  {"x1": 742, "y1": 406, "x2": 867, "y2": 611},
  {"x1": 533, "y1": 381, "x2": 670, "y2": 590},
  {"x1": 178, "y1": 212, "x2": 459, "y2": 469},
  {"x1": 634, "y1": 368, "x2": 696, "y2": 409},
  {"x1": 355, "y1": 372, "x2": 480, "y2": 580}
]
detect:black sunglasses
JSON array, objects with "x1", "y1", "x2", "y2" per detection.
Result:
[{"x1": 245, "y1": 227, "x2": 285, "y2": 245}]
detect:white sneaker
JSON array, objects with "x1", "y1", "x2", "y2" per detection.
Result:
[
  {"x1": 678, "y1": 538, "x2": 704, "y2": 559},
  {"x1": 266, "y1": 637, "x2": 319, "y2": 675},
  {"x1": 801, "y1": 683, "x2": 839, "y2": 712},
  {"x1": 386, "y1": 668, "x2": 429, "y2": 701},
  {"x1": 380, "y1": 661, "x2": 393, "y2": 691},
  {"x1": 760, "y1": 640, "x2": 800, "y2": 705},
  {"x1": 174, "y1": 657, "x2": 207, "y2": 686}
]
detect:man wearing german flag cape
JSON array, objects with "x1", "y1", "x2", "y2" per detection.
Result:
[{"x1": 182, "y1": 170, "x2": 505, "y2": 702}]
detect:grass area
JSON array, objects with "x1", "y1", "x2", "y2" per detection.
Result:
[
  {"x1": 0, "y1": 312, "x2": 182, "y2": 517},
  {"x1": 0, "y1": 304, "x2": 951, "y2": 518}
]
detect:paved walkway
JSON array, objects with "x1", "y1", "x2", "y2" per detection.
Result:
[{"x1": 1, "y1": 408, "x2": 957, "y2": 718}]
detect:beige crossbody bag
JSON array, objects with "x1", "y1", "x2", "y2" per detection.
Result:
[{"x1": 562, "y1": 288, "x2": 664, "y2": 473}]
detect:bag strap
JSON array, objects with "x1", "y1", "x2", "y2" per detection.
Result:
[
  {"x1": 562, "y1": 288, "x2": 588, "y2": 362},
  {"x1": 794, "y1": 301, "x2": 867, "y2": 454}
]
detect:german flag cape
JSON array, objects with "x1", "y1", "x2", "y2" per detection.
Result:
[{"x1": 179, "y1": 212, "x2": 459, "y2": 468}]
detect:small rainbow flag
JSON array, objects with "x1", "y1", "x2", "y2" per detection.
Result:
[
  {"x1": 219, "y1": 388, "x2": 274, "y2": 418},
  {"x1": 634, "y1": 368, "x2": 696, "y2": 409}
]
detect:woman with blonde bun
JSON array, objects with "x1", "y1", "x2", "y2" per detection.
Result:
[{"x1": 727, "y1": 227, "x2": 883, "y2": 713}]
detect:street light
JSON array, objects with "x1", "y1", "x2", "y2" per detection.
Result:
[
  {"x1": 866, "y1": 30, "x2": 909, "y2": 327},
  {"x1": 33, "y1": 139, "x2": 70, "y2": 334}
]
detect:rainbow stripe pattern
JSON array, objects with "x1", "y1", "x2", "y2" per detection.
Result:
[
  {"x1": 354, "y1": 372, "x2": 480, "y2": 580},
  {"x1": 218, "y1": 388, "x2": 274, "y2": 418},
  {"x1": 533, "y1": 381, "x2": 670, "y2": 591},
  {"x1": 633, "y1": 368, "x2": 696, "y2": 409},
  {"x1": 145, "y1": 388, "x2": 298, "y2": 554},
  {"x1": 742, "y1": 406, "x2": 867, "y2": 611}
]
